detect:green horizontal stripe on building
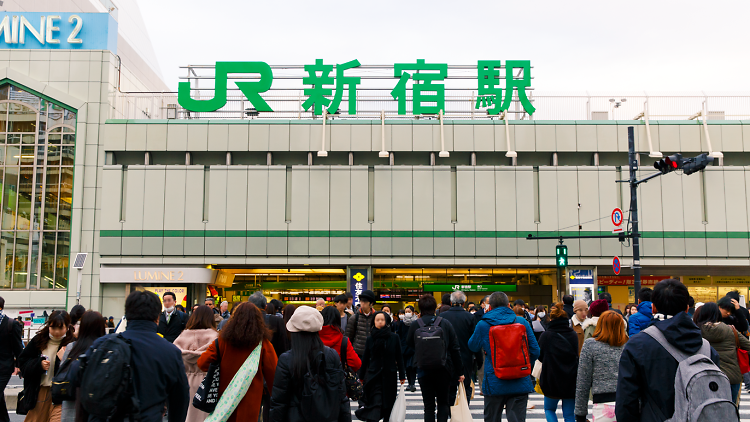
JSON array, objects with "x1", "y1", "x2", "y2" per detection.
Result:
[{"x1": 98, "y1": 230, "x2": 750, "y2": 239}]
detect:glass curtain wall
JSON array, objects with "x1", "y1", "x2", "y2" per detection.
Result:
[{"x1": 0, "y1": 84, "x2": 75, "y2": 290}]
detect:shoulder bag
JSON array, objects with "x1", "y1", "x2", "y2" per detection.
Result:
[
  {"x1": 340, "y1": 337, "x2": 363, "y2": 400},
  {"x1": 193, "y1": 339, "x2": 222, "y2": 413}
]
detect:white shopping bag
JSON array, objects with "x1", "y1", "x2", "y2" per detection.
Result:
[
  {"x1": 389, "y1": 383, "x2": 407, "y2": 422},
  {"x1": 449, "y1": 384, "x2": 474, "y2": 422}
]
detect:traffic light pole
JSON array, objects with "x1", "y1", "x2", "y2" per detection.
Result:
[
  {"x1": 527, "y1": 126, "x2": 712, "y2": 301},
  {"x1": 627, "y1": 126, "x2": 643, "y2": 300}
]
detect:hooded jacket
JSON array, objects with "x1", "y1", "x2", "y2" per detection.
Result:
[
  {"x1": 615, "y1": 312, "x2": 720, "y2": 422},
  {"x1": 699, "y1": 321, "x2": 750, "y2": 384},
  {"x1": 319, "y1": 325, "x2": 362, "y2": 372},
  {"x1": 538, "y1": 317, "x2": 579, "y2": 399},
  {"x1": 468, "y1": 306, "x2": 540, "y2": 397},
  {"x1": 627, "y1": 301, "x2": 653, "y2": 337}
]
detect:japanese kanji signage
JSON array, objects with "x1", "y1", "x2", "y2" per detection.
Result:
[
  {"x1": 178, "y1": 59, "x2": 535, "y2": 116},
  {"x1": 423, "y1": 284, "x2": 518, "y2": 293},
  {"x1": 349, "y1": 267, "x2": 370, "y2": 308}
]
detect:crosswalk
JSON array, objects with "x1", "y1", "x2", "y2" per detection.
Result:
[{"x1": 350, "y1": 383, "x2": 750, "y2": 420}]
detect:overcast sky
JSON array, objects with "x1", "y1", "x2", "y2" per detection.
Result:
[{"x1": 138, "y1": 0, "x2": 750, "y2": 93}]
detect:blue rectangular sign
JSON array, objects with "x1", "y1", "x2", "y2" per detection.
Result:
[
  {"x1": 0, "y1": 12, "x2": 117, "y2": 52},
  {"x1": 568, "y1": 269, "x2": 594, "y2": 285},
  {"x1": 349, "y1": 268, "x2": 369, "y2": 308}
]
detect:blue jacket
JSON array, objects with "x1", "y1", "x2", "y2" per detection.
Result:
[
  {"x1": 468, "y1": 306, "x2": 540, "y2": 397},
  {"x1": 627, "y1": 301, "x2": 653, "y2": 336}
]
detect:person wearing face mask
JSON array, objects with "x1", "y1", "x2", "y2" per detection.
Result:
[
  {"x1": 532, "y1": 305, "x2": 549, "y2": 342},
  {"x1": 17, "y1": 310, "x2": 75, "y2": 421},
  {"x1": 396, "y1": 306, "x2": 418, "y2": 391},
  {"x1": 157, "y1": 292, "x2": 188, "y2": 343},
  {"x1": 439, "y1": 291, "x2": 479, "y2": 406},
  {"x1": 356, "y1": 312, "x2": 405, "y2": 422},
  {"x1": 475, "y1": 295, "x2": 491, "y2": 323}
]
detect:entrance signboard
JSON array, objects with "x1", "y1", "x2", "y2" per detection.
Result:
[{"x1": 423, "y1": 284, "x2": 517, "y2": 293}]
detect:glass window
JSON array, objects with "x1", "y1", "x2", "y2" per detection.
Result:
[
  {"x1": 58, "y1": 168, "x2": 73, "y2": 231},
  {"x1": 8, "y1": 103, "x2": 36, "y2": 133},
  {"x1": 40, "y1": 232, "x2": 56, "y2": 289},
  {"x1": 0, "y1": 103, "x2": 7, "y2": 132},
  {"x1": 13, "y1": 232, "x2": 28, "y2": 289},
  {"x1": 61, "y1": 146, "x2": 74, "y2": 166},
  {"x1": 55, "y1": 232, "x2": 69, "y2": 289},
  {"x1": 43, "y1": 166, "x2": 59, "y2": 231},
  {"x1": 0, "y1": 84, "x2": 76, "y2": 290},
  {"x1": 1, "y1": 167, "x2": 17, "y2": 230},
  {"x1": 0, "y1": 232, "x2": 12, "y2": 288}
]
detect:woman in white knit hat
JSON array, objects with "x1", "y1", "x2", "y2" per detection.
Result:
[{"x1": 269, "y1": 306, "x2": 351, "y2": 422}]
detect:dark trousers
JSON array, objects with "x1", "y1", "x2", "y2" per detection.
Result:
[
  {"x1": 419, "y1": 371, "x2": 451, "y2": 422},
  {"x1": 0, "y1": 372, "x2": 10, "y2": 422},
  {"x1": 407, "y1": 366, "x2": 417, "y2": 386},
  {"x1": 484, "y1": 394, "x2": 528, "y2": 422}
]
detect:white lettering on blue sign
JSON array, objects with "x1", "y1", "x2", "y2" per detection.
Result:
[{"x1": 0, "y1": 12, "x2": 117, "y2": 52}]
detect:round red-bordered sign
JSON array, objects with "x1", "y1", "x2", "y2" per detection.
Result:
[
  {"x1": 613, "y1": 256, "x2": 621, "y2": 275},
  {"x1": 611, "y1": 208, "x2": 624, "y2": 227}
]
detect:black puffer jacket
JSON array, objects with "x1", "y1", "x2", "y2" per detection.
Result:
[
  {"x1": 538, "y1": 317, "x2": 579, "y2": 399},
  {"x1": 345, "y1": 309, "x2": 375, "y2": 358},
  {"x1": 269, "y1": 346, "x2": 351, "y2": 422}
]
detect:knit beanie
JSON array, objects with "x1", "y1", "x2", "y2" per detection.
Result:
[
  {"x1": 589, "y1": 299, "x2": 609, "y2": 317},
  {"x1": 573, "y1": 300, "x2": 588, "y2": 313}
]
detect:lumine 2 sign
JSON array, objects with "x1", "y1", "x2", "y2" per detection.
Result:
[{"x1": 178, "y1": 60, "x2": 535, "y2": 116}]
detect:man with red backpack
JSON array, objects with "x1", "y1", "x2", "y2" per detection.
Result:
[{"x1": 469, "y1": 291, "x2": 540, "y2": 422}]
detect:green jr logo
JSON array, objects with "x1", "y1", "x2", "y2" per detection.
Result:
[{"x1": 178, "y1": 62, "x2": 274, "y2": 113}]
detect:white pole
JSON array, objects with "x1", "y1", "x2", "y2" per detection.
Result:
[
  {"x1": 318, "y1": 109, "x2": 328, "y2": 157},
  {"x1": 439, "y1": 110, "x2": 449, "y2": 157},
  {"x1": 379, "y1": 110, "x2": 389, "y2": 157},
  {"x1": 76, "y1": 270, "x2": 83, "y2": 305}
]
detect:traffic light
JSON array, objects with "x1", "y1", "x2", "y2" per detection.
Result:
[
  {"x1": 556, "y1": 244, "x2": 568, "y2": 267},
  {"x1": 654, "y1": 154, "x2": 682, "y2": 174},
  {"x1": 682, "y1": 153, "x2": 714, "y2": 175}
]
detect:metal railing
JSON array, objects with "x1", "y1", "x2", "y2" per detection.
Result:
[{"x1": 109, "y1": 91, "x2": 750, "y2": 121}]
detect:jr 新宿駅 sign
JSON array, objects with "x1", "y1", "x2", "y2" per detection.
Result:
[
  {"x1": 178, "y1": 59, "x2": 535, "y2": 117},
  {"x1": 0, "y1": 12, "x2": 117, "y2": 52}
]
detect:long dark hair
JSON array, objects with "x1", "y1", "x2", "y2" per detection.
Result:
[
  {"x1": 220, "y1": 302, "x2": 270, "y2": 349},
  {"x1": 186, "y1": 305, "x2": 217, "y2": 330},
  {"x1": 36, "y1": 310, "x2": 74, "y2": 351},
  {"x1": 533, "y1": 305, "x2": 549, "y2": 323},
  {"x1": 68, "y1": 311, "x2": 106, "y2": 359},
  {"x1": 321, "y1": 306, "x2": 341, "y2": 331},
  {"x1": 694, "y1": 302, "x2": 721, "y2": 326},
  {"x1": 290, "y1": 331, "x2": 324, "y2": 379}
]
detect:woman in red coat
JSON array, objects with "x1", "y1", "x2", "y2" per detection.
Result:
[
  {"x1": 319, "y1": 306, "x2": 361, "y2": 372},
  {"x1": 198, "y1": 302, "x2": 277, "y2": 422}
]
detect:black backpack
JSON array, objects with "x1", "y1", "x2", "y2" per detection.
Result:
[
  {"x1": 79, "y1": 334, "x2": 141, "y2": 421},
  {"x1": 300, "y1": 350, "x2": 344, "y2": 422},
  {"x1": 414, "y1": 317, "x2": 447, "y2": 370}
]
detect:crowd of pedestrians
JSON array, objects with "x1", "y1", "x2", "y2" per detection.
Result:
[{"x1": 2, "y1": 278, "x2": 750, "y2": 422}]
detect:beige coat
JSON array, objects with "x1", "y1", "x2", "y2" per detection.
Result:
[{"x1": 173, "y1": 328, "x2": 219, "y2": 422}]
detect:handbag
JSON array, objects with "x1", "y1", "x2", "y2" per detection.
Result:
[
  {"x1": 193, "y1": 339, "x2": 222, "y2": 413},
  {"x1": 340, "y1": 336, "x2": 363, "y2": 400},
  {"x1": 732, "y1": 326, "x2": 750, "y2": 374},
  {"x1": 449, "y1": 383, "x2": 474, "y2": 422}
]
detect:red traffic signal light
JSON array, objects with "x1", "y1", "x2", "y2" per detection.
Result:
[{"x1": 654, "y1": 154, "x2": 683, "y2": 174}]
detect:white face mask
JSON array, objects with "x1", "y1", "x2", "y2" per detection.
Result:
[
  {"x1": 49, "y1": 333, "x2": 64, "y2": 341},
  {"x1": 405, "y1": 312, "x2": 413, "y2": 317},
  {"x1": 537, "y1": 312, "x2": 546, "y2": 319},
  {"x1": 164, "y1": 306, "x2": 175, "y2": 313},
  {"x1": 483, "y1": 303, "x2": 489, "y2": 310}
]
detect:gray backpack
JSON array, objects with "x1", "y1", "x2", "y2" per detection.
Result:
[{"x1": 644, "y1": 326, "x2": 739, "y2": 422}]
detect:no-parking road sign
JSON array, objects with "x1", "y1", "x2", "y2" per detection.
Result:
[{"x1": 613, "y1": 256, "x2": 621, "y2": 275}]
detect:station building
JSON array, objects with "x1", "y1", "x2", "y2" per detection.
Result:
[{"x1": 1, "y1": 5, "x2": 750, "y2": 319}]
